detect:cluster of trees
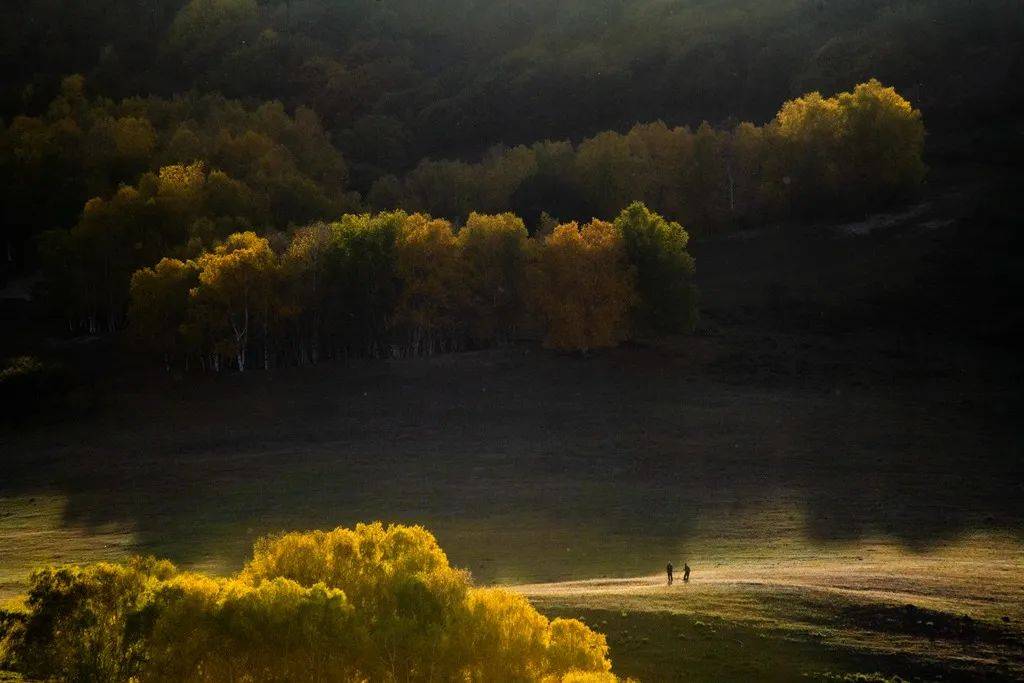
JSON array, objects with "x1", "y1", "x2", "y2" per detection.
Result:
[
  {"x1": 1, "y1": 75, "x2": 353, "y2": 274},
  {"x1": 5, "y1": 0, "x2": 1011, "y2": 277},
  {"x1": 373, "y1": 80, "x2": 926, "y2": 231},
  {"x1": 3, "y1": 0, "x2": 1016, "y2": 178},
  {"x1": 0, "y1": 522, "x2": 622, "y2": 682},
  {"x1": 128, "y1": 203, "x2": 695, "y2": 369},
  {"x1": 18, "y1": 78, "x2": 921, "y2": 340}
]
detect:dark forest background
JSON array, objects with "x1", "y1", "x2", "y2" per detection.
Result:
[
  {"x1": 1, "y1": 0, "x2": 1022, "y2": 377},
  {"x1": 2, "y1": 1, "x2": 1021, "y2": 249}
]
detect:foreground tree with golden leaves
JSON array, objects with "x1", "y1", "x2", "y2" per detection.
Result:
[{"x1": 0, "y1": 523, "x2": 624, "y2": 682}]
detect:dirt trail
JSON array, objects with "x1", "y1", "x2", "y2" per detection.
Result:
[
  {"x1": 513, "y1": 541, "x2": 1024, "y2": 624},
  {"x1": 514, "y1": 549, "x2": 1024, "y2": 677}
]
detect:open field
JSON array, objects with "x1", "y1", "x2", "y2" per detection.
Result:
[{"x1": 2, "y1": 183, "x2": 1022, "y2": 679}]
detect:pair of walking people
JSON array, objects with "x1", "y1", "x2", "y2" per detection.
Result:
[{"x1": 666, "y1": 562, "x2": 689, "y2": 585}]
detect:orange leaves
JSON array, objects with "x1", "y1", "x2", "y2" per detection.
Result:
[{"x1": 530, "y1": 219, "x2": 636, "y2": 351}]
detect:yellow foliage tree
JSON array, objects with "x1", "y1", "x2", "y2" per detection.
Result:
[
  {"x1": 530, "y1": 220, "x2": 636, "y2": 351},
  {"x1": 837, "y1": 78, "x2": 926, "y2": 204},
  {"x1": 394, "y1": 213, "x2": 463, "y2": 355},
  {"x1": 3, "y1": 523, "x2": 621, "y2": 682},
  {"x1": 192, "y1": 231, "x2": 278, "y2": 371}
]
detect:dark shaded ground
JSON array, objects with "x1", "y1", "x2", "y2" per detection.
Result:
[
  {"x1": 543, "y1": 607, "x2": 1022, "y2": 683},
  {"x1": 1, "y1": 170, "x2": 1022, "y2": 679}
]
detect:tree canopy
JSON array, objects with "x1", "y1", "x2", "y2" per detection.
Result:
[{"x1": 0, "y1": 523, "x2": 621, "y2": 682}]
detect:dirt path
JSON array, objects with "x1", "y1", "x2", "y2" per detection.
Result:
[
  {"x1": 514, "y1": 542, "x2": 1024, "y2": 677},
  {"x1": 515, "y1": 537, "x2": 1024, "y2": 621}
]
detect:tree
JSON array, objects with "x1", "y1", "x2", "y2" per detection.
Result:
[
  {"x1": 726, "y1": 121, "x2": 769, "y2": 222},
  {"x1": 770, "y1": 89, "x2": 846, "y2": 215},
  {"x1": 614, "y1": 202, "x2": 696, "y2": 334},
  {"x1": 280, "y1": 221, "x2": 335, "y2": 364},
  {"x1": 3, "y1": 523, "x2": 621, "y2": 682},
  {"x1": 393, "y1": 214, "x2": 463, "y2": 355},
  {"x1": 167, "y1": 0, "x2": 259, "y2": 72},
  {"x1": 836, "y1": 78, "x2": 926, "y2": 208},
  {"x1": 128, "y1": 258, "x2": 199, "y2": 369},
  {"x1": 574, "y1": 131, "x2": 643, "y2": 220},
  {"x1": 192, "y1": 231, "x2": 277, "y2": 371},
  {"x1": 9, "y1": 558, "x2": 175, "y2": 682},
  {"x1": 325, "y1": 212, "x2": 403, "y2": 358},
  {"x1": 530, "y1": 220, "x2": 636, "y2": 351},
  {"x1": 457, "y1": 212, "x2": 531, "y2": 345}
]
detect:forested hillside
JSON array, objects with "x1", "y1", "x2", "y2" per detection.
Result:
[
  {"x1": 2, "y1": 1, "x2": 1019, "y2": 269},
  {"x1": 4, "y1": 1, "x2": 1019, "y2": 168},
  {"x1": 1, "y1": 0, "x2": 1019, "y2": 367}
]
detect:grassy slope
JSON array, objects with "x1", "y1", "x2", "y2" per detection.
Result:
[{"x1": 2, "y1": 174, "x2": 1022, "y2": 679}]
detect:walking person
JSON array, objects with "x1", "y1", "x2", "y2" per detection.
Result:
[
  {"x1": 666, "y1": 562, "x2": 674, "y2": 585},
  {"x1": 683, "y1": 563, "x2": 691, "y2": 583}
]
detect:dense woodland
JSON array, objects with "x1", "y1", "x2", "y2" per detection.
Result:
[
  {"x1": 6, "y1": 77, "x2": 923, "y2": 365},
  {"x1": 2, "y1": 0, "x2": 1017, "y2": 369},
  {"x1": 127, "y1": 202, "x2": 695, "y2": 370},
  {"x1": 3, "y1": 0, "x2": 1019, "y2": 271}
]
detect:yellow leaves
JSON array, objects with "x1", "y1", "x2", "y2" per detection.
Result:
[
  {"x1": 196, "y1": 231, "x2": 275, "y2": 283},
  {"x1": 145, "y1": 573, "x2": 356, "y2": 682},
  {"x1": 464, "y1": 587, "x2": 552, "y2": 680},
  {"x1": 13, "y1": 523, "x2": 619, "y2": 681},
  {"x1": 837, "y1": 78, "x2": 926, "y2": 189},
  {"x1": 775, "y1": 90, "x2": 845, "y2": 143},
  {"x1": 457, "y1": 212, "x2": 530, "y2": 344},
  {"x1": 556, "y1": 671, "x2": 623, "y2": 683},
  {"x1": 157, "y1": 161, "x2": 207, "y2": 199},
  {"x1": 548, "y1": 618, "x2": 612, "y2": 676},
  {"x1": 531, "y1": 220, "x2": 637, "y2": 351},
  {"x1": 394, "y1": 213, "x2": 461, "y2": 341},
  {"x1": 244, "y1": 522, "x2": 462, "y2": 607},
  {"x1": 770, "y1": 78, "x2": 925, "y2": 206}
]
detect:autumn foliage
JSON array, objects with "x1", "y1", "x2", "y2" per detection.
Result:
[
  {"x1": 377, "y1": 80, "x2": 925, "y2": 231},
  {"x1": 17, "y1": 79, "x2": 924, "y2": 344},
  {"x1": 125, "y1": 202, "x2": 692, "y2": 367},
  {"x1": 529, "y1": 220, "x2": 636, "y2": 351},
  {"x1": 0, "y1": 523, "x2": 620, "y2": 682}
]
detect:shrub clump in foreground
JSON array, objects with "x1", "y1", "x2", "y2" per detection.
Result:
[{"x1": 0, "y1": 522, "x2": 620, "y2": 682}]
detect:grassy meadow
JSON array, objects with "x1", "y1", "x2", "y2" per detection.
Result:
[{"x1": 2, "y1": 186, "x2": 1022, "y2": 680}]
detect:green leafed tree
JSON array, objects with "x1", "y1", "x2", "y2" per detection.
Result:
[
  {"x1": 614, "y1": 202, "x2": 697, "y2": 334},
  {"x1": 128, "y1": 257, "x2": 199, "y2": 370},
  {"x1": 457, "y1": 212, "x2": 531, "y2": 345},
  {"x1": 324, "y1": 212, "x2": 403, "y2": 358}
]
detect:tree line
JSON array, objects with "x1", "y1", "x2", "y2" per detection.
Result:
[
  {"x1": 2, "y1": 75, "x2": 355, "y2": 277},
  {"x1": 3, "y1": 0, "x2": 1014, "y2": 184},
  {"x1": 0, "y1": 523, "x2": 622, "y2": 682},
  {"x1": 12, "y1": 78, "x2": 923, "y2": 343},
  {"x1": 372, "y1": 79, "x2": 925, "y2": 232},
  {"x1": 128, "y1": 202, "x2": 695, "y2": 370}
]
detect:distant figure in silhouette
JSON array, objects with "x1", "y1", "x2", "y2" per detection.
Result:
[
  {"x1": 666, "y1": 562, "x2": 674, "y2": 585},
  {"x1": 683, "y1": 563, "x2": 691, "y2": 582}
]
